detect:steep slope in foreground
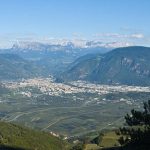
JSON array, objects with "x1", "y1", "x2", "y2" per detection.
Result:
[
  {"x1": 0, "y1": 121, "x2": 65, "y2": 150},
  {"x1": 61, "y1": 46, "x2": 150, "y2": 86}
]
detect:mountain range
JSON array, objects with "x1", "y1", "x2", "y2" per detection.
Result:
[
  {"x1": 1, "y1": 43, "x2": 150, "y2": 86},
  {"x1": 0, "y1": 42, "x2": 110, "y2": 78},
  {"x1": 0, "y1": 54, "x2": 43, "y2": 80},
  {"x1": 60, "y1": 46, "x2": 150, "y2": 86}
]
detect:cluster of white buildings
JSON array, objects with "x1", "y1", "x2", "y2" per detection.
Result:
[{"x1": 2, "y1": 78, "x2": 150, "y2": 97}]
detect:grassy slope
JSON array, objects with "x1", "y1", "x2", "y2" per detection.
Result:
[
  {"x1": 85, "y1": 144, "x2": 100, "y2": 150},
  {"x1": 99, "y1": 131, "x2": 120, "y2": 148},
  {"x1": 84, "y1": 131, "x2": 121, "y2": 150},
  {"x1": 0, "y1": 121, "x2": 65, "y2": 150}
]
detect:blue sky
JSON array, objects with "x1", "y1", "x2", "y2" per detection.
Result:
[{"x1": 0, "y1": 0, "x2": 150, "y2": 48}]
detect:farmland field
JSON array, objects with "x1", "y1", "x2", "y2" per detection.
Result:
[{"x1": 0, "y1": 78, "x2": 149, "y2": 137}]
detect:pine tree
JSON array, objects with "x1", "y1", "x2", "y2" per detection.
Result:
[{"x1": 119, "y1": 100, "x2": 150, "y2": 150}]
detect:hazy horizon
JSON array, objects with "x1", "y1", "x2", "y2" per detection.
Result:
[{"x1": 0, "y1": 0, "x2": 150, "y2": 48}]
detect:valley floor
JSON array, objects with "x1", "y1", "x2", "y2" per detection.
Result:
[{"x1": 0, "y1": 77, "x2": 150, "y2": 138}]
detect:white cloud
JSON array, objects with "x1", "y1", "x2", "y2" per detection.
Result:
[
  {"x1": 104, "y1": 42, "x2": 133, "y2": 48},
  {"x1": 93, "y1": 33, "x2": 145, "y2": 39},
  {"x1": 130, "y1": 33, "x2": 144, "y2": 39}
]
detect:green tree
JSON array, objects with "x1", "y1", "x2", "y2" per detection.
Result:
[{"x1": 119, "y1": 100, "x2": 150, "y2": 150}]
